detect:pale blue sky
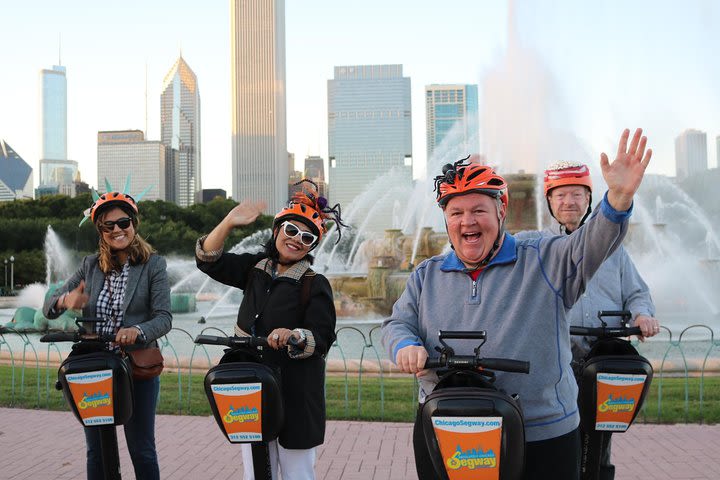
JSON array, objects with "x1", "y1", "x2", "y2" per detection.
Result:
[{"x1": 1, "y1": 0, "x2": 719, "y2": 195}]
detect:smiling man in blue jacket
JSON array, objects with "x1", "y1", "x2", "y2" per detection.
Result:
[{"x1": 382, "y1": 129, "x2": 652, "y2": 479}]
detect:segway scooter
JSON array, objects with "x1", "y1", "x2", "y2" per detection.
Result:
[
  {"x1": 570, "y1": 310, "x2": 654, "y2": 480},
  {"x1": 194, "y1": 333, "x2": 300, "y2": 480},
  {"x1": 417, "y1": 330, "x2": 530, "y2": 480},
  {"x1": 40, "y1": 317, "x2": 137, "y2": 480}
]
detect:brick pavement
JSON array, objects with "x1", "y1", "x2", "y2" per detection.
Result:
[{"x1": 1, "y1": 407, "x2": 719, "y2": 479}]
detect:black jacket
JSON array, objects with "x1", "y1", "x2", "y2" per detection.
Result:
[{"x1": 197, "y1": 251, "x2": 336, "y2": 449}]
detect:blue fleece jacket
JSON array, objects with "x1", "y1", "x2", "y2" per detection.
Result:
[{"x1": 382, "y1": 192, "x2": 631, "y2": 442}]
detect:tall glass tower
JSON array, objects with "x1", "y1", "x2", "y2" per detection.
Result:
[
  {"x1": 425, "y1": 84, "x2": 479, "y2": 165},
  {"x1": 231, "y1": 0, "x2": 287, "y2": 213},
  {"x1": 328, "y1": 64, "x2": 413, "y2": 230},
  {"x1": 41, "y1": 65, "x2": 67, "y2": 161},
  {"x1": 161, "y1": 56, "x2": 201, "y2": 206}
]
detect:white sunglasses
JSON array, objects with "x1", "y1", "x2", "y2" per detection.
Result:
[{"x1": 281, "y1": 221, "x2": 318, "y2": 246}]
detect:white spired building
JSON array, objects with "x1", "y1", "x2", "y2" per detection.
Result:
[
  {"x1": 161, "y1": 56, "x2": 201, "y2": 207},
  {"x1": 230, "y1": 0, "x2": 288, "y2": 213}
]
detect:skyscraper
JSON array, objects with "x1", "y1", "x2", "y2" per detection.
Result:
[
  {"x1": 39, "y1": 64, "x2": 80, "y2": 197},
  {"x1": 675, "y1": 129, "x2": 707, "y2": 181},
  {"x1": 231, "y1": 0, "x2": 287, "y2": 213},
  {"x1": 328, "y1": 64, "x2": 412, "y2": 230},
  {"x1": 41, "y1": 65, "x2": 67, "y2": 161},
  {"x1": 160, "y1": 56, "x2": 201, "y2": 207},
  {"x1": 97, "y1": 130, "x2": 165, "y2": 201},
  {"x1": 0, "y1": 140, "x2": 34, "y2": 201},
  {"x1": 425, "y1": 84, "x2": 479, "y2": 164},
  {"x1": 303, "y1": 155, "x2": 327, "y2": 199}
]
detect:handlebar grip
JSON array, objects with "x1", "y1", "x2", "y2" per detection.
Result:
[
  {"x1": 597, "y1": 310, "x2": 632, "y2": 319},
  {"x1": 438, "y1": 330, "x2": 486, "y2": 340},
  {"x1": 423, "y1": 358, "x2": 444, "y2": 369},
  {"x1": 570, "y1": 326, "x2": 643, "y2": 337},
  {"x1": 194, "y1": 334, "x2": 232, "y2": 346},
  {"x1": 480, "y1": 358, "x2": 530, "y2": 374},
  {"x1": 195, "y1": 334, "x2": 301, "y2": 348},
  {"x1": 40, "y1": 332, "x2": 77, "y2": 343}
]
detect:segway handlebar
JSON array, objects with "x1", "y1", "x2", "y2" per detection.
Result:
[
  {"x1": 421, "y1": 330, "x2": 529, "y2": 374},
  {"x1": 424, "y1": 356, "x2": 530, "y2": 374},
  {"x1": 40, "y1": 316, "x2": 145, "y2": 344},
  {"x1": 569, "y1": 325, "x2": 642, "y2": 337},
  {"x1": 40, "y1": 331, "x2": 144, "y2": 344},
  {"x1": 570, "y1": 310, "x2": 642, "y2": 338},
  {"x1": 194, "y1": 334, "x2": 301, "y2": 348}
]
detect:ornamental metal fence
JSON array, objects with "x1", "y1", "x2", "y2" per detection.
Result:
[{"x1": 1, "y1": 324, "x2": 719, "y2": 423}]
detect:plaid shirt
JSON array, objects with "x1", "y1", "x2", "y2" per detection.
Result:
[{"x1": 96, "y1": 263, "x2": 129, "y2": 349}]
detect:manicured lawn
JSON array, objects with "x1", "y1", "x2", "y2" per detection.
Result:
[{"x1": 2, "y1": 365, "x2": 719, "y2": 424}]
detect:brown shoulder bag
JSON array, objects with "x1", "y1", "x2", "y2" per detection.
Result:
[{"x1": 125, "y1": 347, "x2": 164, "y2": 381}]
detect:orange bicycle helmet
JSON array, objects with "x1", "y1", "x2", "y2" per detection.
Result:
[
  {"x1": 434, "y1": 156, "x2": 508, "y2": 208},
  {"x1": 273, "y1": 179, "x2": 346, "y2": 245},
  {"x1": 543, "y1": 161, "x2": 593, "y2": 196},
  {"x1": 89, "y1": 192, "x2": 139, "y2": 223}
]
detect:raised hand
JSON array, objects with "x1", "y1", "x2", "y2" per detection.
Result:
[
  {"x1": 222, "y1": 200, "x2": 267, "y2": 228},
  {"x1": 61, "y1": 280, "x2": 89, "y2": 310},
  {"x1": 201, "y1": 199, "x2": 268, "y2": 254},
  {"x1": 601, "y1": 128, "x2": 652, "y2": 211}
]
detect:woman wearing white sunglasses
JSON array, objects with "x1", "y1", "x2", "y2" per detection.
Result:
[{"x1": 195, "y1": 180, "x2": 345, "y2": 480}]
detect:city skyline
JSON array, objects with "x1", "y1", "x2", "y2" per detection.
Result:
[{"x1": 2, "y1": 1, "x2": 720, "y2": 198}]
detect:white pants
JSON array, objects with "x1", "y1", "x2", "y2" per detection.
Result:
[{"x1": 242, "y1": 440, "x2": 316, "y2": 480}]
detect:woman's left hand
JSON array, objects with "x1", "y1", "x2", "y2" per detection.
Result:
[
  {"x1": 116, "y1": 327, "x2": 139, "y2": 347},
  {"x1": 267, "y1": 328, "x2": 300, "y2": 350}
]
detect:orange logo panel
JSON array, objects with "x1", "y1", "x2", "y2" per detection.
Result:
[
  {"x1": 595, "y1": 373, "x2": 647, "y2": 431},
  {"x1": 211, "y1": 383, "x2": 262, "y2": 442},
  {"x1": 432, "y1": 417, "x2": 502, "y2": 480},
  {"x1": 66, "y1": 370, "x2": 114, "y2": 426}
]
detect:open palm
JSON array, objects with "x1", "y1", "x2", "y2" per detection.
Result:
[
  {"x1": 601, "y1": 128, "x2": 652, "y2": 211},
  {"x1": 225, "y1": 200, "x2": 267, "y2": 227}
]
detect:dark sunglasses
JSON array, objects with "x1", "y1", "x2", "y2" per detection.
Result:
[
  {"x1": 281, "y1": 221, "x2": 318, "y2": 246},
  {"x1": 100, "y1": 217, "x2": 133, "y2": 232}
]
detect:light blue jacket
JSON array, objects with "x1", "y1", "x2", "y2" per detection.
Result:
[
  {"x1": 540, "y1": 222, "x2": 654, "y2": 360},
  {"x1": 382, "y1": 193, "x2": 631, "y2": 442}
]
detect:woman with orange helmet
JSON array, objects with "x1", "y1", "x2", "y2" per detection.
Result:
[
  {"x1": 44, "y1": 187, "x2": 172, "y2": 480},
  {"x1": 195, "y1": 180, "x2": 345, "y2": 480}
]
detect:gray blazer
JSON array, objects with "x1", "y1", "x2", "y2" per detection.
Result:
[{"x1": 43, "y1": 253, "x2": 172, "y2": 346}]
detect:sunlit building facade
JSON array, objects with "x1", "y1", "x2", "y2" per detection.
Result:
[
  {"x1": 328, "y1": 64, "x2": 412, "y2": 230},
  {"x1": 97, "y1": 130, "x2": 165, "y2": 201},
  {"x1": 425, "y1": 84, "x2": 478, "y2": 164},
  {"x1": 41, "y1": 65, "x2": 67, "y2": 161},
  {"x1": 231, "y1": 0, "x2": 287, "y2": 213},
  {"x1": 161, "y1": 56, "x2": 201, "y2": 207}
]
